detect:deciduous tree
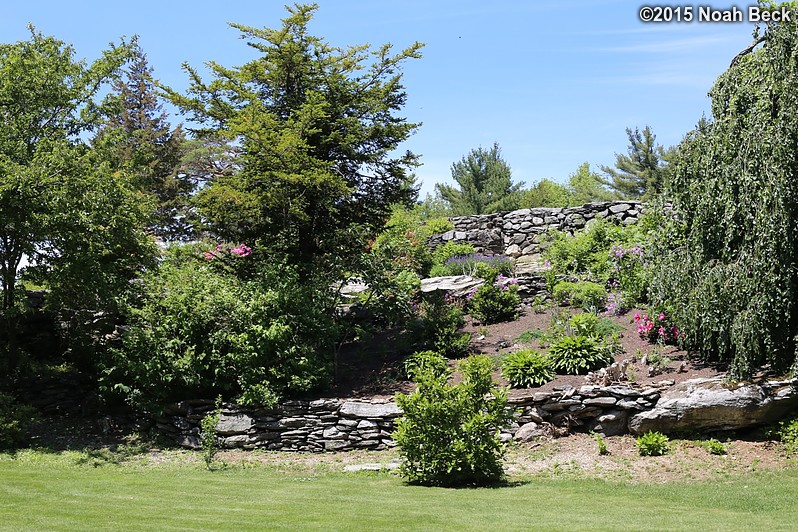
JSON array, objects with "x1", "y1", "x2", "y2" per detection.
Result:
[{"x1": 650, "y1": 10, "x2": 798, "y2": 378}]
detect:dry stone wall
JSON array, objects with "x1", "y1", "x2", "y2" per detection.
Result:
[
  {"x1": 428, "y1": 201, "x2": 646, "y2": 259},
  {"x1": 158, "y1": 384, "x2": 664, "y2": 451},
  {"x1": 158, "y1": 376, "x2": 798, "y2": 451}
]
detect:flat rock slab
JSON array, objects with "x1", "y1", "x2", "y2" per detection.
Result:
[
  {"x1": 629, "y1": 377, "x2": 798, "y2": 434},
  {"x1": 216, "y1": 413, "x2": 254, "y2": 435},
  {"x1": 339, "y1": 400, "x2": 402, "y2": 418},
  {"x1": 420, "y1": 276, "x2": 483, "y2": 297}
]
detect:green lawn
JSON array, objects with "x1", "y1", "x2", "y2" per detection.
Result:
[{"x1": 1, "y1": 454, "x2": 797, "y2": 531}]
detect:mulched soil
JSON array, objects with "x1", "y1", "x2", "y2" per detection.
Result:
[{"x1": 334, "y1": 305, "x2": 727, "y2": 399}]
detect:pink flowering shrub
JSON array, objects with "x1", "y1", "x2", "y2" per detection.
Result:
[
  {"x1": 203, "y1": 242, "x2": 252, "y2": 260},
  {"x1": 634, "y1": 310, "x2": 681, "y2": 345},
  {"x1": 468, "y1": 273, "x2": 520, "y2": 324}
]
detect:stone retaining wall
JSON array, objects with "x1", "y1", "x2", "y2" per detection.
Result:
[
  {"x1": 158, "y1": 383, "x2": 664, "y2": 451},
  {"x1": 428, "y1": 201, "x2": 646, "y2": 259}
]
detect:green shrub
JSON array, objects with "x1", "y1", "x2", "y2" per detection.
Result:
[
  {"x1": 702, "y1": 438, "x2": 727, "y2": 456},
  {"x1": 103, "y1": 259, "x2": 335, "y2": 411},
  {"x1": 394, "y1": 353, "x2": 511, "y2": 487},
  {"x1": 593, "y1": 432, "x2": 609, "y2": 455},
  {"x1": 568, "y1": 312, "x2": 599, "y2": 336},
  {"x1": 548, "y1": 335, "x2": 612, "y2": 375},
  {"x1": 421, "y1": 292, "x2": 471, "y2": 358},
  {"x1": 200, "y1": 397, "x2": 222, "y2": 470},
  {"x1": 544, "y1": 220, "x2": 625, "y2": 278},
  {"x1": 636, "y1": 431, "x2": 670, "y2": 456},
  {"x1": 404, "y1": 350, "x2": 449, "y2": 380},
  {"x1": 359, "y1": 266, "x2": 421, "y2": 327},
  {"x1": 372, "y1": 206, "x2": 453, "y2": 276},
  {"x1": 0, "y1": 393, "x2": 37, "y2": 450},
  {"x1": 778, "y1": 418, "x2": 798, "y2": 455},
  {"x1": 552, "y1": 281, "x2": 607, "y2": 311},
  {"x1": 501, "y1": 349, "x2": 554, "y2": 388},
  {"x1": 468, "y1": 274, "x2": 520, "y2": 324}
]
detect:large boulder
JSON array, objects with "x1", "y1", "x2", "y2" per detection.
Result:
[{"x1": 629, "y1": 377, "x2": 798, "y2": 434}]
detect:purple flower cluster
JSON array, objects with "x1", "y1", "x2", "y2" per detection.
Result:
[{"x1": 445, "y1": 253, "x2": 513, "y2": 274}]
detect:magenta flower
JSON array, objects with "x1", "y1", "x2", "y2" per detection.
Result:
[
  {"x1": 659, "y1": 313, "x2": 666, "y2": 321},
  {"x1": 230, "y1": 244, "x2": 252, "y2": 257}
]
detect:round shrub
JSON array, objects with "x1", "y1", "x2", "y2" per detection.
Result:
[
  {"x1": 548, "y1": 334, "x2": 612, "y2": 375},
  {"x1": 636, "y1": 431, "x2": 670, "y2": 456},
  {"x1": 394, "y1": 353, "x2": 511, "y2": 487},
  {"x1": 501, "y1": 349, "x2": 555, "y2": 388},
  {"x1": 468, "y1": 274, "x2": 520, "y2": 324},
  {"x1": 552, "y1": 281, "x2": 607, "y2": 311}
]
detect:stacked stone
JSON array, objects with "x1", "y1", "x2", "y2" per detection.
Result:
[
  {"x1": 506, "y1": 385, "x2": 661, "y2": 439},
  {"x1": 159, "y1": 385, "x2": 666, "y2": 451},
  {"x1": 428, "y1": 201, "x2": 645, "y2": 259},
  {"x1": 157, "y1": 398, "x2": 401, "y2": 452}
]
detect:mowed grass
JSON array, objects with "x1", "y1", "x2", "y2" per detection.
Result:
[{"x1": 1, "y1": 454, "x2": 798, "y2": 532}]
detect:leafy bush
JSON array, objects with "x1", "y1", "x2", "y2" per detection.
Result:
[
  {"x1": 200, "y1": 397, "x2": 222, "y2": 470},
  {"x1": 404, "y1": 350, "x2": 449, "y2": 380},
  {"x1": 103, "y1": 258, "x2": 335, "y2": 411},
  {"x1": 501, "y1": 349, "x2": 554, "y2": 388},
  {"x1": 0, "y1": 393, "x2": 37, "y2": 450},
  {"x1": 420, "y1": 292, "x2": 471, "y2": 358},
  {"x1": 634, "y1": 310, "x2": 680, "y2": 345},
  {"x1": 778, "y1": 418, "x2": 798, "y2": 455},
  {"x1": 636, "y1": 431, "x2": 670, "y2": 456},
  {"x1": 552, "y1": 281, "x2": 607, "y2": 311},
  {"x1": 359, "y1": 265, "x2": 421, "y2": 328},
  {"x1": 372, "y1": 206, "x2": 454, "y2": 276},
  {"x1": 702, "y1": 438, "x2": 727, "y2": 456},
  {"x1": 608, "y1": 243, "x2": 651, "y2": 308},
  {"x1": 394, "y1": 353, "x2": 511, "y2": 487},
  {"x1": 544, "y1": 220, "x2": 626, "y2": 278},
  {"x1": 548, "y1": 335, "x2": 612, "y2": 375},
  {"x1": 593, "y1": 432, "x2": 609, "y2": 455},
  {"x1": 568, "y1": 312, "x2": 599, "y2": 337},
  {"x1": 468, "y1": 274, "x2": 520, "y2": 324}
]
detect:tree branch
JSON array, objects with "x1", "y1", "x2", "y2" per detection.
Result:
[{"x1": 730, "y1": 35, "x2": 767, "y2": 68}]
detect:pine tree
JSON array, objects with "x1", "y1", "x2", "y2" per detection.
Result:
[
  {"x1": 568, "y1": 162, "x2": 616, "y2": 204},
  {"x1": 93, "y1": 47, "x2": 190, "y2": 240},
  {"x1": 436, "y1": 143, "x2": 522, "y2": 215},
  {"x1": 600, "y1": 126, "x2": 667, "y2": 199}
]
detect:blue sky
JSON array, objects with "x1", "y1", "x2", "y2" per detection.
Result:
[{"x1": 3, "y1": 1, "x2": 759, "y2": 197}]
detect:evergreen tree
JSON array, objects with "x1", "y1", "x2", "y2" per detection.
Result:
[
  {"x1": 522, "y1": 178, "x2": 570, "y2": 208},
  {"x1": 600, "y1": 126, "x2": 667, "y2": 199},
  {"x1": 568, "y1": 162, "x2": 616, "y2": 204},
  {"x1": 165, "y1": 4, "x2": 422, "y2": 271},
  {"x1": 93, "y1": 47, "x2": 190, "y2": 240},
  {"x1": 436, "y1": 143, "x2": 522, "y2": 215}
]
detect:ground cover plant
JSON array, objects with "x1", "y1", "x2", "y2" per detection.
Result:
[{"x1": 500, "y1": 348, "x2": 555, "y2": 388}]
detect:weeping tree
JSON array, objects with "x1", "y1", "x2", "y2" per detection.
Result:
[{"x1": 651, "y1": 10, "x2": 798, "y2": 379}]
